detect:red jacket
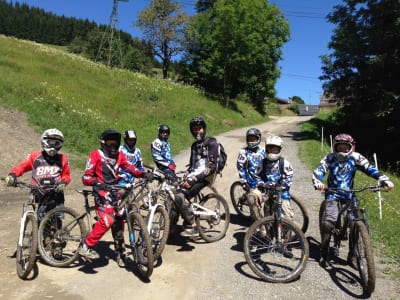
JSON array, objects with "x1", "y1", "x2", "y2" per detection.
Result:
[
  {"x1": 10, "y1": 151, "x2": 70, "y2": 186},
  {"x1": 82, "y1": 149, "x2": 143, "y2": 186}
]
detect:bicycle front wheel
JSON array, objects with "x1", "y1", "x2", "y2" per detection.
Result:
[
  {"x1": 147, "y1": 206, "x2": 170, "y2": 262},
  {"x1": 230, "y1": 181, "x2": 251, "y2": 219},
  {"x1": 126, "y1": 212, "x2": 153, "y2": 278},
  {"x1": 244, "y1": 216, "x2": 309, "y2": 283},
  {"x1": 38, "y1": 206, "x2": 86, "y2": 267},
  {"x1": 197, "y1": 193, "x2": 230, "y2": 243},
  {"x1": 16, "y1": 213, "x2": 38, "y2": 279},
  {"x1": 354, "y1": 221, "x2": 375, "y2": 295}
]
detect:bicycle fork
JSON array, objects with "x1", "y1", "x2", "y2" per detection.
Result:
[{"x1": 18, "y1": 205, "x2": 35, "y2": 247}]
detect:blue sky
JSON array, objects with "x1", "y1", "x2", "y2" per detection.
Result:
[{"x1": 9, "y1": 0, "x2": 343, "y2": 105}]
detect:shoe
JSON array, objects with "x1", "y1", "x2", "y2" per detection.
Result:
[
  {"x1": 319, "y1": 257, "x2": 328, "y2": 268},
  {"x1": 116, "y1": 250, "x2": 126, "y2": 267},
  {"x1": 78, "y1": 243, "x2": 100, "y2": 260},
  {"x1": 181, "y1": 226, "x2": 199, "y2": 237},
  {"x1": 283, "y1": 248, "x2": 293, "y2": 259},
  {"x1": 347, "y1": 253, "x2": 359, "y2": 270}
]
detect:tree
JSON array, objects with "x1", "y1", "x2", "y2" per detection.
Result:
[
  {"x1": 291, "y1": 96, "x2": 304, "y2": 104},
  {"x1": 182, "y1": 0, "x2": 289, "y2": 111},
  {"x1": 136, "y1": 0, "x2": 188, "y2": 79},
  {"x1": 320, "y1": 0, "x2": 400, "y2": 171}
]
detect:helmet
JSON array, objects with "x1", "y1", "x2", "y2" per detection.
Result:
[
  {"x1": 189, "y1": 117, "x2": 207, "y2": 141},
  {"x1": 41, "y1": 128, "x2": 64, "y2": 157},
  {"x1": 333, "y1": 133, "x2": 355, "y2": 161},
  {"x1": 123, "y1": 130, "x2": 137, "y2": 151},
  {"x1": 246, "y1": 128, "x2": 261, "y2": 149},
  {"x1": 100, "y1": 129, "x2": 121, "y2": 158},
  {"x1": 265, "y1": 135, "x2": 283, "y2": 161},
  {"x1": 158, "y1": 124, "x2": 170, "y2": 141}
]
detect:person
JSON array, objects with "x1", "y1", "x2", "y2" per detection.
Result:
[
  {"x1": 118, "y1": 129, "x2": 144, "y2": 185},
  {"x1": 173, "y1": 117, "x2": 219, "y2": 237},
  {"x1": 236, "y1": 128, "x2": 265, "y2": 219},
  {"x1": 313, "y1": 133, "x2": 394, "y2": 268},
  {"x1": 79, "y1": 129, "x2": 152, "y2": 260},
  {"x1": 5, "y1": 128, "x2": 70, "y2": 215},
  {"x1": 151, "y1": 124, "x2": 176, "y2": 176},
  {"x1": 252, "y1": 136, "x2": 294, "y2": 221}
]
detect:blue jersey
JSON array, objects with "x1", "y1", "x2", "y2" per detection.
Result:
[
  {"x1": 237, "y1": 147, "x2": 265, "y2": 189},
  {"x1": 118, "y1": 145, "x2": 144, "y2": 185},
  {"x1": 151, "y1": 138, "x2": 174, "y2": 171},
  {"x1": 312, "y1": 152, "x2": 388, "y2": 201},
  {"x1": 255, "y1": 158, "x2": 293, "y2": 201}
]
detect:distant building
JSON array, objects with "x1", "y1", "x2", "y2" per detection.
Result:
[
  {"x1": 298, "y1": 104, "x2": 320, "y2": 116},
  {"x1": 319, "y1": 91, "x2": 339, "y2": 111},
  {"x1": 276, "y1": 97, "x2": 292, "y2": 105}
]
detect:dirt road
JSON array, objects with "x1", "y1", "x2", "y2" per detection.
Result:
[{"x1": 0, "y1": 108, "x2": 398, "y2": 299}]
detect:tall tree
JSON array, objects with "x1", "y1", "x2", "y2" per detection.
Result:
[
  {"x1": 320, "y1": 0, "x2": 400, "y2": 170},
  {"x1": 183, "y1": 0, "x2": 289, "y2": 111},
  {"x1": 136, "y1": 0, "x2": 188, "y2": 79}
]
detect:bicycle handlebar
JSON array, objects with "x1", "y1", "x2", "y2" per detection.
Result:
[{"x1": 325, "y1": 185, "x2": 381, "y2": 194}]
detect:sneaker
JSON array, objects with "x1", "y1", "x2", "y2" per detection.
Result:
[
  {"x1": 116, "y1": 250, "x2": 126, "y2": 267},
  {"x1": 319, "y1": 257, "x2": 328, "y2": 268},
  {"x1": 78, "y1": 243, "x2": 100, "y2": 260},
  {"x1": 347, "y1": 253, "x2": 359, "y2": 270},
  {"x1": 181, "y1": 226, "x2": 199, "y2": 237},
  {"x1": 283, "y1": 248, "x2": 294, "y2": 259}
]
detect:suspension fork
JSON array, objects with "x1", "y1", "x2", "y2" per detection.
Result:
[{"x1": 18, "y1": 204, "x2": 35, "y2": 247}]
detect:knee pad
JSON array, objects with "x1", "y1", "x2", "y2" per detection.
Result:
[
  {"x1": 320, "y1": 221, "x2": 334, "y2": 234},
  {"x1": 247, "y1": 195, "x2": 256, "y2": 206},
  {"x1": 174, "y1": 193, "x2": 185, "y2": 208}
]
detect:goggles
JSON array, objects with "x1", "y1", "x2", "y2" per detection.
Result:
[
  {"x1": 105, "y1": 140, "x2": 119, "y2": 147},
  {"x1": 46, "y1": 139, "x2": 63, "y2": 147}
]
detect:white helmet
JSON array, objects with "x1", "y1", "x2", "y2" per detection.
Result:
[
  {"x1": 41, "y1": 128, "x2": 64, "y2": 157},
  {"x1": 265, "y1": 135, "x2": 283, "y2": 161}
]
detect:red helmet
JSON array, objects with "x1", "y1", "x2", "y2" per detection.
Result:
[{"x1": 333, "y1": 133, "x2": 355, "y2": 161}]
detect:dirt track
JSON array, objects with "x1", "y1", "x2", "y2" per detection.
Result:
[{"x1": 0, "y1": 107, "x2": 398, "y2": 299}]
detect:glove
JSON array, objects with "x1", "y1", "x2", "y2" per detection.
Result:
[
  {"x1": 256, "y1": 182, "x2": 266, "y2": 189},
  {"x1": 55, "y1": 180, "x2": 67, "y2": 193},
  {"x1": 380, "y1": 180, "x2": 394, "y2": 190},
  {"x1": 168, "y1": 164, "x2": 176, "y2": 171},
  {"x1": 141, "y1": 171, "x2": 153, "y2": 182},
  {"x1": 93, "y1": 180, "x2": 111, "y2": 191},
  {"x1": 314, "y1": 180, "x2": 325, "y2": 191},
  {"x1": 5, "y1": 173, "x2": 17, "y2": 186}
]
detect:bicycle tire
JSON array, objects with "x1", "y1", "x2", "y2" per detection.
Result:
[
  {"x1": 289, "y1": 195, "x2": 309, "y2": 234},
  {"x1": 230, "y1": 181, "x2": 251, "y2": 219},
  {"x1": 16, "y1": 213, "x2": 38, "y2": 279},
  {"x1": 147, "y1": 206, "x2": 170, "y2": 261},
  {"x1": 127, "y1": 212, "x2": 153, "y2": 278},
  {"x1": 197, "y1": 193, "x2": 230, "y2": 243},
  {"x1": 38, "y1": 206, "x2": 86, "y2": 267},
  {"x1": 354, "y1": 221, "x2": 376, "y2": 295},
  {"x1": 244, "y1": 216, "x2": 309, "y2": 283}
]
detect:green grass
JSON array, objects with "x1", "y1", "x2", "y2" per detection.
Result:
[
  {"x1": 0, "y1": 35, "x2": 268, "y2": 168},
  {"x1": 298, "y1": 111, "x2": 400, "y2": 277}
]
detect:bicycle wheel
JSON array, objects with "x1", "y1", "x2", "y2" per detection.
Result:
[
  {"x1": 289, "y1": 195, "x2": 309, "y2": 234},
  {"x1": 244, "y1": 216, "x2": 309, "y2": 283},
  {"x1": 354, "y1": 221, "x2": 375, "y2": 295},
  {"x1": 147, "y1": 206, "x2": 170, "y2": 261},
  {"x1": 16, "y1": 213, "x2": 38, "y2": 279},
  {"x1": 38, "y1": 206, "x2": 86, "y2": 267},
  {"x1": 125, "y1": 212, "x2": 153, "y2": 278},
  {"x1": 230, "y1": 181, "x2": 251, "y2": 219},
  {"x1": 197, "y1": 193, "x2": 230, "y2": 243}
]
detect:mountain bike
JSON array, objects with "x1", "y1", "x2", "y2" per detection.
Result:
[
  {"x1": 149, "y1": 167, "x2": 230, "y2": 243},
  {"x1": 231, "y1": 180, "x2": 309, "y2": 233},
  {"x1": 1, "y1": 178, "x2": 64, "y2": 279},
  {"x1": 38, "y1": 183, "x2": 154, "y2": 278},
  {"x1": 123, "y1": 168, "x2": 170, "y2": 262},
  {"x1": 243, "y1": 183, "x2": 309, "y2": 283},
  {"x1": 319, "y1": 185, "x2": 381, "y2": 295}
]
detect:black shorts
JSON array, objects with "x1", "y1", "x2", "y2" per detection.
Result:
[{"x1": 180, "y1": 180, "x2": 209, "y2": 200}]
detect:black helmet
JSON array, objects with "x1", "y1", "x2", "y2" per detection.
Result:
[
  {"x1": 100, "y1": 129, "x2": 121, "y2": 158},
  {"x1": 158, "y1": 124, "x2": 170, "y2": 141},
  {"x1": 189, "y1": 117, "x2": 207, "y2": 141},
  {"x1": 123, "y1": 129, "x2": 137, "y2": 151},
  {"x1": 246, "y1": 128, "x2": 261, "y2": 149}
]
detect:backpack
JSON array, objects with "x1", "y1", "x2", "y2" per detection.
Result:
[{"x1": 216, "y1": 143, "x2": 228, "y2": 175}]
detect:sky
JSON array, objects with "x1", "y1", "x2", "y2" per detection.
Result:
[{"x1": 8, "y1": 0, "x2": 344, "y2": 105}]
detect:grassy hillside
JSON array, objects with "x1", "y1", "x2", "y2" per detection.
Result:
[{"x1": 0, "y1": 35, "x2": 267, "y2": 166}]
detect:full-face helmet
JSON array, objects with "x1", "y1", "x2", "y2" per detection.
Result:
[
  {"x1": 41, "y1": 128, "x2": 64, "y2": 157},
  {"x1": 158, "y1": 125, "x2": 170, "y2": 141},
  {"x1": 123, "y1": 130, "x2": 137, "y2": 151},
  {"x1": 246, "y1": 128, "x2": 261, "y2": 149},
  {"x1": 189, "y1": 117, "x2": 207, "y2": 141},
  {"x1": 333, "y1": 133, "x2": 355, "y2": 162},
  {"x1": 265, "y1": 135, "x2": 283, "y2": 161},
  {"x1": 100, "y1": 129, "x2": 121, "y2": 158}
]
